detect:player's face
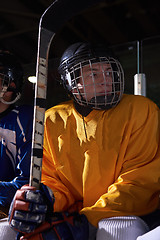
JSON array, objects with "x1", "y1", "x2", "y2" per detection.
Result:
[{"x1": 75, "y1": 62, "x2": 113, "y2": 102}]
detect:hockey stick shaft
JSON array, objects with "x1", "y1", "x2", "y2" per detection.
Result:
[
  {"x1": 29, "y1": 28, "x2": 54, "y2": 189},
  {"x1": 29, "y1": 0, "x2": 101, "y2": 189}
]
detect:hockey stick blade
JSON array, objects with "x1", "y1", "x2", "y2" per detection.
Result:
[{"x1": 29, "y1": 0, "x2": 101, "y2": 189}]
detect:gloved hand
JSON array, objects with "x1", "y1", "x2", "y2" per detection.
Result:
[
  {"x1": 8, "y1": 184, "x2": 54, "y2": 233},
  {"x1": 16, "y1": 212, "x2": 89, "y2": 240}
]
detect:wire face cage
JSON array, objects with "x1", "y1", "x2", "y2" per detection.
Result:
[
  {"x1": 64, "y1": 57, "x2": 124, "y2": 110},
  {"x1": 0, "y1": 73, "x2": 21, "y2": 104}
]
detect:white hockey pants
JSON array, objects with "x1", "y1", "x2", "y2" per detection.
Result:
[
  {"x1": 137, "y1": 226, "x2": 160, "y2": 240},
  {"x1": 0, "y1": 218, "x2": 17, "y2": 240}
]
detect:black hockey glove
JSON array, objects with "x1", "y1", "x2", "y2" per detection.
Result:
[{"x1": 8, "y1": 183, "x2": 54, "y2": 233}]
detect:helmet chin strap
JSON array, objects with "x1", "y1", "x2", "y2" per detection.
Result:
[
  {"x1": 0, "y1": 92, "x2": 21, "y2": 104},
  {"x1": 0, "y1": 86, "x2": 21, "y2": 105}
]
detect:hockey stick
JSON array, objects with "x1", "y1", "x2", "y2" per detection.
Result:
[{"x1": 29, "y1": 0, "x2": 101, "y2": 189}]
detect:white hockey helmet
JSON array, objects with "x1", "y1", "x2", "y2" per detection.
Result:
[{"x1": 58, "y1": 42, "x2": 124, "y2": 110}]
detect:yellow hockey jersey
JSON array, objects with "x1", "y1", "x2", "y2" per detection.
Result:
[{"x1": 42, "y1": 94, "x2": 160, "y2": 227}]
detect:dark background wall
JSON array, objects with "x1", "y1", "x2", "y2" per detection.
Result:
[{"x1": 0, "y1": 0, "x2": 160, "y2": 108}]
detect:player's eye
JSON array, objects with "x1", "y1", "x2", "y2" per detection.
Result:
[{"x1": 105, "y1": 71, "x2": 112, "y2": 76}]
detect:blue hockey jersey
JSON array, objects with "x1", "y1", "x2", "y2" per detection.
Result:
[{"x1": 0, "y1": 104, "x2": 33, "y2": 207}]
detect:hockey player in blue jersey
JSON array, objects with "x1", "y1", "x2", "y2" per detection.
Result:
[{"x1": 0, "y1": 51, "x2": 33, "y2": 218}]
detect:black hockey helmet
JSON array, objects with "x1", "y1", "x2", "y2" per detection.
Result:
[
  {"x1": 58, "y1": 42, "x2": 124, "y2": 110},
  {"x1": 0, "y1": 51, "x2": 24, "y2": 104}
]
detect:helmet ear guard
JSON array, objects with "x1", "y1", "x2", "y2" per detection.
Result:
[{"x1": 58, "y1": 42, "x2": 124, "y2": 110}]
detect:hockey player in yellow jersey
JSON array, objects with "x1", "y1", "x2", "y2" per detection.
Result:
[{"x1": 8, "y1": 42, "x2": 160, "y2": 240}]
